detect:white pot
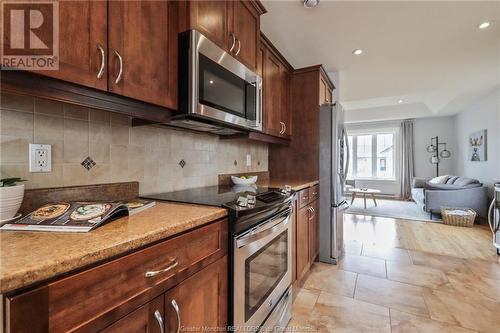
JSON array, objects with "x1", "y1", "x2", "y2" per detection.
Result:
[{"x1": 0, "y1": 184, "x2": 24, "y2": 221}]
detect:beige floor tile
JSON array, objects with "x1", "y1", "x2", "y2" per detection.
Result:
[
  {"x1": 354, "y1": 274, "x2": 429, "y2": 317},
  {"x1": 362, "y1": 245, "x2": 411, "y2": 263},
  {"x1": 307, "y1": 291, "x2": 391, "y2": 332},
  {"x1": 303, "y1": 263, "x2": 357, "y2": 297},
  {"x1": 386, "y1": 261, "x2": 449, "y2": 289},
  {"x1": 344, "y1": 239, "x2": 363, "y2": 256},
  {"x1": 339, "y1": 254, "x2": 387, "y2": 278},
  {"x1": 423, "y1": 288, "x2": 500, "y2": 333},
  {"x1": 409, "y1": 250, "x2": 471, "y2": 274},
  {"x1": 390, "y1": 309, "x2": 477, "y2": 333},
  {"x1": 291, "y1": 288, "x2": 320, "y2": 321}
]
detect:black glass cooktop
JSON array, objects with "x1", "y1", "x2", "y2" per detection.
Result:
[{"x1": 141, "y1": 185, "x2": 287, "y2": 210}]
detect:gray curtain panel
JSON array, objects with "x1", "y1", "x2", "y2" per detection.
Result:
[{"x1": 400, "y1": 120, "x2": 415, "y2": 200}]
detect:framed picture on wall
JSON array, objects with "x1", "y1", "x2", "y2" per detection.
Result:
[{"x1": 469, "y1": 129, "x2": 487, "y2": 162}]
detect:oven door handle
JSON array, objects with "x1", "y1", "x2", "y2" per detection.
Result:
[{"x1": 236, "y1": 212, "x2": 290, "y2": 248}]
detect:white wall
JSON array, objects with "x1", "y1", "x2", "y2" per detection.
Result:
[
  {"x1": 455, "y1": 88, "x2": 500, "y2": 195},
  {"x1": 413, "y1": 116, "x2": 457, "y2": 179}
]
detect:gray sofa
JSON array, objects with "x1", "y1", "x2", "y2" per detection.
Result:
[{"x1": 411, "y1": 176, "x2": 488, "y2": 217}]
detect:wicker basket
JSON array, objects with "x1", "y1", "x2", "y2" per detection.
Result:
[{"x1": 441, "y1": 207, "x2": 477, "y2": 227}]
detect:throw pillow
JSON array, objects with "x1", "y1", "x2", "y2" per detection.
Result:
[{"x1": 429, "y1": 175, "x2": 450, "y2": 184}]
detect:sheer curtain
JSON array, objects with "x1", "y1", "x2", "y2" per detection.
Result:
[{"x1": 400, "y1": 120, "x2": 415, "y2": 200}]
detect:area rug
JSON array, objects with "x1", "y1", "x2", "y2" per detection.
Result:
[{"x1": 346, "y1": 197, "x2": 441, "y2": 222}]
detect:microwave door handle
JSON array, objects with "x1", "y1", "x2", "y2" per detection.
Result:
[{"x1": 251, "y1": 78, "x2": 263, "y2": 129}]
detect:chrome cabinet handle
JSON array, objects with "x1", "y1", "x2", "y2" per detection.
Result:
[
  {"x1": 154, "y1": 310, "x2": 164, "y2": 333},
  {"x1": 235, "y1": 38, "x2": 241, "y2": 56},
  {"x1": 145, "y1": 258, "x2": 178, "y2": 278},
  {"x1": 279, "y1": 121, "x2": 284, "y2": 134},
  {"x1": 96, "y1": 44, "x2": 105, "y2": 79},
  {"x1": 229, "y1": 34, "x2": 236, "y2": 53},
  {"x1": 308, "y1": 207, "x2": 314, "y2": 220},
  {"x1": 171, "y1": 299, "x2": 181, "y2": 333},
  {"x1": 114, "y1": 50, "x2": 123, "y2": 84},
  {"x1": 283, "y1": 123, "x2": 286, "y2": 134}
]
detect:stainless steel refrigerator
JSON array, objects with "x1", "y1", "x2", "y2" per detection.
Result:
[{"x1": 319, "y1": 103, "x2": 350, "y2": 264}]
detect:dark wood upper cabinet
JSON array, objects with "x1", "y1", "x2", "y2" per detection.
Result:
[
  {"x1": 164, "y1": 257, "x2": 228, "y2": 332},
  {"x1": 108, "y1": 1, "x2": 178, "y2": 109},
  {"x1": 34, "y1": 1, "x2": 108, "y2": 91},
  {"x1": 186, "y1": 1, "x2": 229, "y2": 50},
  {"x1": 182, "y1": 0, "x2": 265, "y2": 72},
  {"x1": 99, "y1": 296, "x2": 164, "y2": 333},
  {"x1": 263, "y1": 49, "x2": 283, "y2": 137},
  {"x1": 229, "y1": 1, "x2": 260, "y2": 70},
  {"x1": 260, "y1": 34, "x2": 292, "y2": 139}
]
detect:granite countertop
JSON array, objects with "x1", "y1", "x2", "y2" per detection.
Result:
[
  {"x1": 0, "y1": 202, "x2": 227, "y2": 294},
  {"x1": 266, "y1": 179, "x2": 319, "y2": 192}
]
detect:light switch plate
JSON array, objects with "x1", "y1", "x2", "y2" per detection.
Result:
[
  {"x1": 29, "y1": 144, "x2": 52, "y2": 172},
  {"x1": 246, "y1": 154, "x2": 251, "y2": 167}
]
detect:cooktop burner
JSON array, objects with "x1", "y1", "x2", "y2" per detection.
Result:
[{"x1": 141, "y1": 185, "x2": 291, "y2": 210}]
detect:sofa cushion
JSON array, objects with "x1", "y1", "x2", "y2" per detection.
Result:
[
  {"x1": 429, "y1": 175, "x2": 450, "y2": 184},
  {"x1": 446, "y1": 176, "x2": 460, "y2": 184},
  {"x1": 454, "y1": 177, "x2": 480, "y2": 186}
]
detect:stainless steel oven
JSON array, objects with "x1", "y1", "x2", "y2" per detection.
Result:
[
  {"x1": 233, "y1": 208, "x2": 292, "y2": 331},
  {"x1": 173, "y1": 30, "x2": 262, "y2": 135}
]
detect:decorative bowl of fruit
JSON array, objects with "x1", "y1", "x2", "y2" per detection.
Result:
[{"x1": 231, "y1": 175, "x2": 258, "y2": 185}]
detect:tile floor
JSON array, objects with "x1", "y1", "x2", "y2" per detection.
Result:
[{"x1": 289, "y1": 213, "x2": 500, "y2": 332}]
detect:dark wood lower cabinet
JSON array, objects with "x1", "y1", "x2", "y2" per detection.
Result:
[
  {"x1": 295, "y1": 187, "x2": 320, "y2": 283},
  {"x1": 164, "y1": 256, "x2": 227, "y2": 333},
  {"x1": 99, "y1": 296, "x2": 164, "y2": 333}
]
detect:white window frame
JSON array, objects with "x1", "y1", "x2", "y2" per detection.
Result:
[{"x1": 347, "y1": 127, "x2": 400, "y2": 182}]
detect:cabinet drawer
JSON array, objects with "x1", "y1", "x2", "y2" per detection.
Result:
[
  {"x1": 7, "y1": 220, "x2": 228, "y2": 333},
  {"x1": 309, "y1": 185, "x2": 319, "y2": 202},
  {"x1": 298, "y1": 189, "x2": 310, "y2": 208}
]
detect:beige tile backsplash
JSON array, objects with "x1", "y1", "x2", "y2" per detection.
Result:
[{"x1": 0, "y1": 92, "x2": 268, "y2": 195}]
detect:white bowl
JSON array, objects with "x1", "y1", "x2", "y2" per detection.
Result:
[
  {"x1": 0, "y1": 184, "x2": 24, "y2": 221},
  {"x1": 231, "y1": 175, "x2": 258, "y2": 185}
]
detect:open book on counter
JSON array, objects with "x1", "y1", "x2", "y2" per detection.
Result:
[{"x1": 0, "y1": 200, "x2": 156, "y2": 233}]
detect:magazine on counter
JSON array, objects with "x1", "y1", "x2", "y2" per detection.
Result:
[{"x1": 0, "y1": 199, "x2": 156, "y2": 233}]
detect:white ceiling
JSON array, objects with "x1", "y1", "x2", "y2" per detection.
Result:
[{"x1": 261, "y1": 0, "x2": 500, "y2": 122}]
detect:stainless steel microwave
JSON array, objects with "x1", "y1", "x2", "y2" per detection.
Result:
[{"x1": 171, "y1": 30, "x2": 262, "y2": 135}]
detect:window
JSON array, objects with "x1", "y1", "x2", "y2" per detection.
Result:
[{"x1": 347, "y1": 132, "x2": 396, "y2": 180}]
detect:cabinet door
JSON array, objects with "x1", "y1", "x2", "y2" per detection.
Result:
[
  {"x1": 263, "y1": 50, "x2": 282, "y2": 137},
  {"x1": 164, "y1": 257, "x2": 227, "y2": 333},
  {"x1": 99, "y1": 296, "x2": 164, "y2": 333},
  {"x1": 308, "y1": 204, "x2": 317, "y2": 263},
  {"x1": 108, "y1": 1, "x2": 177, "y2": 109},
  {"x1": 313, "y1": 200, "x2": 320, "y2": 258},
  {"x1": 188, "y1": 1, "x2": 228, "y2": 50},
  {"x1": 297, "y1": 207, "x2": 310, "y2": 281},
  {"x1": 319, "y1": 76, "x2": 327, "y2": 105},
  {"x1": 230, "y1": 0, "x2": 259, "y2": 71},
  {"x1": 280, "y1": 66, "x2": 292, "y2": 138},
  {"x1": 33, "y1": 1, "x2": 107, "y2": 90}
]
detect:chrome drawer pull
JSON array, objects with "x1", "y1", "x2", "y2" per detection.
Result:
[
  {"x1": 154, "y1": 310, "x2": 164, "y2": 333},
  {"x1": 229, "y1": 34, "x2": 236, "y2": 53},
  {"x1": 172, "y1": 299, "x2": 181, "y2": 333},
  {"x1": 235, "y1": 38, "x2": 241, "y2": 56},
  {"x1": 96, "y1": 44, "x2": 105, "y2": 79},
  {"x1": 114, "y1": 50, "x2": 123, "y2": 84},
  {"x1": 145, "y1": 258, "x2": 178, "y2": 278}
]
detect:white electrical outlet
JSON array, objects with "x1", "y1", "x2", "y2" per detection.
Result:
[
  {"x1": 246, "y1": 154, "x2": 251, "y2": 167},
  {"x1": 29, "y1": 144, "x2": 52, "y2": 172}
]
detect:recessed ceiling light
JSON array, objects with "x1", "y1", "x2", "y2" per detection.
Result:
[
  {"x1": 352, "y1": 49, "x2": 363, "y2": 55},
  {"x1": 478, "y1": 21, "x2": 491, "y2": 29},
  {"x1": 209, "y1": 80, "x2": 214, "y2": 84},
  {"x1": 303, "y1": 0, "x2": 320, "y2": 8},
  {"x1": 398, "y1": 99, "x2": 404, "y2": 104}
]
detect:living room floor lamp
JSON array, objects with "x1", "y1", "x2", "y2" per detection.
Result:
[{"x1": 427, "y1": 136, "x2": 451, "y2": 177}]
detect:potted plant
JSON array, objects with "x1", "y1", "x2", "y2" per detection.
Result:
[{"x1": 0, "y1": 178, "x2": 26, "y2": 222}]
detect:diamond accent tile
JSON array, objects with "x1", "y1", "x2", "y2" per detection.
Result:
[
  {"x1": 81, "y1": 156, "x2": 96, "y2": 171},
  {"x1": 178, "y1": 159, "x2": 186, "y2": 168}
]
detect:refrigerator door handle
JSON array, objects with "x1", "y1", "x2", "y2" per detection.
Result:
[{"x1": 343, "y1": 127, "x2": 350, "y2": 181}]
